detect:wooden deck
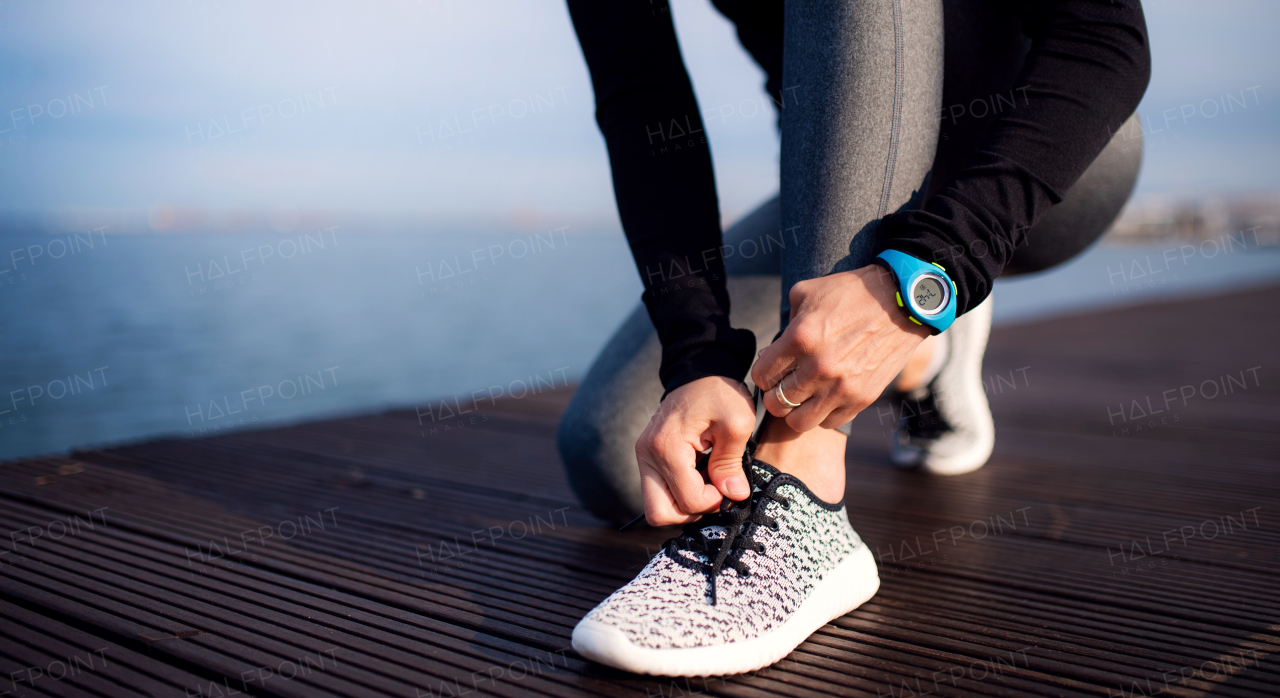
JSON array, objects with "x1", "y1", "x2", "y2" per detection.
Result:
[{"x1": 1, "y1": 284, "x2": 1278, "y2": 697}]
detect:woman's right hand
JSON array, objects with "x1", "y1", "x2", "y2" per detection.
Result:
[{"x1": 635, "y1": 376, "x2": 757, "y2": 526}]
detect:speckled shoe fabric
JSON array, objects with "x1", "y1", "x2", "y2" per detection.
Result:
[{"x1": 572, "y1": 461, "x2": 879, "y2": 676}]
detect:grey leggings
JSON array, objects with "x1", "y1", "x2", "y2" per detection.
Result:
[{"x1": 560, "y1": 0, "x2": 1142, "y2": 524}]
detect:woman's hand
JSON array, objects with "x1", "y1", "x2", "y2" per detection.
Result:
[
  {"x1": 751, "y1": 264, "x2": 930, "y2": 431},
  {"x1": 635, "y1": 376, "x2": 756, "y2": 527}
]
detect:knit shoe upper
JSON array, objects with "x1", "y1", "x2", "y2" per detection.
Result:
[{"x1": 580, "y1": 461, "x2": 864, "y2": 651}]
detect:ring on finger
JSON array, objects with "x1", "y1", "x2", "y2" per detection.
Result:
[{"x1": 775, "y1": 374, "x2": 803, "y2": 408}]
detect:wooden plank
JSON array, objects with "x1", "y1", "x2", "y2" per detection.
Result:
[{"x1": 0, "y1": 283, "x2": 1276, "y2": 697}]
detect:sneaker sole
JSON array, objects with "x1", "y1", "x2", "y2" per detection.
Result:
[
  {"x1": 890, "y1": 429, "x2": 993, "y2": 476},
  {"x1": 571, "y1": 545, "x2": 880, "y2": 676},
  {"x1": 918, "y1": 431, "x2": 994, "y2": 475}
]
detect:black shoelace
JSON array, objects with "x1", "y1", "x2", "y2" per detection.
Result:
[{"x1": 662, "y1": 466, "x2": 791, "y2": 605}]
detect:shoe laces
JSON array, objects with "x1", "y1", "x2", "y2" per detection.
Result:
[{"x1": 662, "y1": 466, "x2": 791, "y2": 605}]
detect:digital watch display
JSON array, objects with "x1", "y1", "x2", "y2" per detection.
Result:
[
  {"x1": 874, "y1": 249, "x2": 958, "y2": 333},
  {"x1": 909, "y1": 273, "x2": 949, "y2": 316}
]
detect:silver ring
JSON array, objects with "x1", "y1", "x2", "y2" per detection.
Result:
[{"x1": 775, "y1": 374, "x2": 803, "y2": 408}]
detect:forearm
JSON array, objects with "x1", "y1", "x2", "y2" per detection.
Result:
[
  {"x1": 879, "y1": 0, "x2": 1152, "y2": 313},
  {"x1": 567, "y1": 1, "x2": 755, "y2": 394}
]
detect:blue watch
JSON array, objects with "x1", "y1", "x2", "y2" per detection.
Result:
[{"x1": 875, "y1": 249, "x2": 957, "y2": 334}]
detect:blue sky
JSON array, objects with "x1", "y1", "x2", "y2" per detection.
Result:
[{"x1": 0, "y1": 0, "x2": 1276, "y2": 230}]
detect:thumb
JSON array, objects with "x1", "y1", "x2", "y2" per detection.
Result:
[{"x1": 704, "y1": 419, "x2": 753, "y2": 501}]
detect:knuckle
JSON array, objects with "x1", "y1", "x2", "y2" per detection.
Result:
[
  {"x1": 813, "y1": 357, "x2": 841, "y2": 380},
  {"x1": 709, "y1": 463, "x2": 740, "y2": 480},
  {"x1": 848, "y1": 386, "x2": 874, "y2": 409},
  {"x1": 728, "y1": 412, "x2": 755, "y2": 436},
  {"x1": 791, "y1": 323, "x2": 821, "y2": 352}
]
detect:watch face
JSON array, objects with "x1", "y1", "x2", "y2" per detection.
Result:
[{"x1": 911, "y1": 275, "x2": 947, "y2": 314}]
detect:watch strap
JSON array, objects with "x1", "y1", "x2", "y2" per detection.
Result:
[{"x1": 875, "y1": 249, "x2": 957, "y2": 334}]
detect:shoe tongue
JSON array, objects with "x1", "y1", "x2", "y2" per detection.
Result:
[
  {"x1": 674, "y1": 524, "x2": 724, "y2": 566},
  {"x1": 698, "y1": 525, "x2": 726, "y2": 540}
]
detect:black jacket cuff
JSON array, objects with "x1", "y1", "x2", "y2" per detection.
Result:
[{"x1": 659, "y1": 328, "x2": 756, "y2": 400}]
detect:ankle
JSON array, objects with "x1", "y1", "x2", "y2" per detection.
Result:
[{"x1": 752, "y1": 417, "x2": 846, "y2": 503}]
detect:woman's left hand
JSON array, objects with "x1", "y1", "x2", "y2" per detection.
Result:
[{"x1": 751, "y1": 264, "x2": 931, "y2": 431}]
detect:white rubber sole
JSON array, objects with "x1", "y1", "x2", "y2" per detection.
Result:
[
  {"x1": 571, "y1": 545, "x2": 880, "y2": 677},
  {"x1": 918, "y1": 430, "x2": 994, "y2": 475},
  {"x1": 890, "y1": 428, "x2": 994, "y2": 476}
]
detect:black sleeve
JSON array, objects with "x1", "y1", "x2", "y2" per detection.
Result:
[
  {"x1": 566, "y1": 1, "x2": 755, "y2": 397},
  {"x1": 878, "y1": 0, "x2": 1152, "y2": 314}
]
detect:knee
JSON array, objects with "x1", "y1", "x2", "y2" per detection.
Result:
[
  {"x1": 1004, "y1": 112, "x2": 1142, "y2": 276},
  {"x1": 556, "y1": 385, "x2": 613, "y2": 466}
]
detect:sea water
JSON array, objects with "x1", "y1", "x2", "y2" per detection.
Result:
[{"x1": 1, "y1": 228, "x2": 1276, "y2": 460}]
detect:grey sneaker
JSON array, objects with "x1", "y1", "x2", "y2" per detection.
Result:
[
  {"x1": 572, "y1": 461, "x2": 879, "y2": 676},
  {"x1": 889, "y1": 295, "x2": 995, "y2": 475}
]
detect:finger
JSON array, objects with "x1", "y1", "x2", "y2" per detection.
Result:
[
  {"x1": 760, "y1": 371, "x2": 813, "y2": 418},
  {"x1": 750, "y1": 333, "x2": 799, "y2": 395},
  {"x1": 819, "y1": 403, "x2": 863, "y2": 431},
  {"x1": 704, "y1": 416, "x2": 754, "y2": 501},
  {"x1": 759, "y1": 379, "x2": 794, "y2": 418},
  {"x1": 782, "y1": 379, "x2": 838, "y2": 433},
  {"x1": 652, "y1": 436, "x2": 723, "y2": 516},
  {"x1": 639, "y1": 468, "x2": 701, "y2": 527}
]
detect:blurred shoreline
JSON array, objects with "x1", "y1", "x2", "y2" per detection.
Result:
[
  {"x1": 1103, "y1": 190, "x2": 1280, "y2": 247},
  {"x1": 0, "y1": 224, "x2": 1277, "y2": 461},
  {"x1": 2, "y1": 189, "x2": 1277, "y2": 243}
]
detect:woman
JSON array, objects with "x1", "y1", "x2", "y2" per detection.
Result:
[{"x1": 562, "y1": 0, "x2": 1149, "y2": 676}]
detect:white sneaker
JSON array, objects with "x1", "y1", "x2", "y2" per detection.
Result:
[
  {"x1": 572, "y1": 461, "x2": 880, "y2": 676},
  {"x1": 889, "y1": 295, "x2": 995, "y2": 475}
]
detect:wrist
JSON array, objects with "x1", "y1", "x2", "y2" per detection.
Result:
[
  {"x1": 662, "y1": 373, "x2": 749, "y2": 403},
  {"x1": 874, "y1": 249, "x2": 958, "y2": 334},
  {"x1": 862, "y1": 266, "x2": 932, "y2": 340}
]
